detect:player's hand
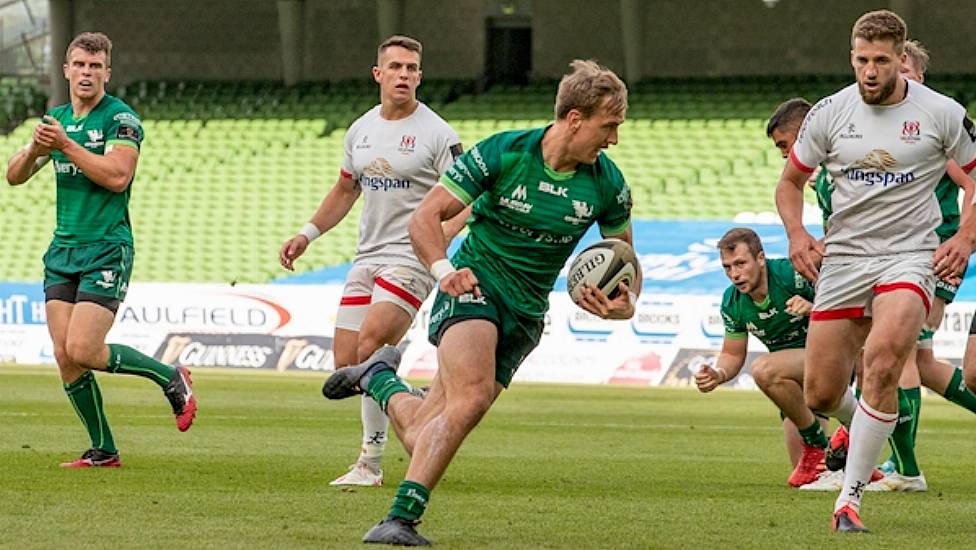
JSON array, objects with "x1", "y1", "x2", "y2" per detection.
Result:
[
  {"x1": 34, "y1": 116, "x2": 71, "y2": 151},
  {"x1": 787, "y1": 229, "x2": 826, "y2": 283},
  {"x1": 933, "y1": 233, "x2": 973, "y2": 280},
  {"x1": 785, "y1": 295, "x2": 813, "y2": 316},
  {"x1": 440, "y1": 267, "x2": 480, "y2": 298},
  {"x1": 694, "y1": 365, "x2": 726, "y2": 393},
  {"x1": 279, "y1": 235, "x2": 309, "y2": 271},
  {"x1": 576, "y1": 282, "x2": 634, "y2": 320},
  {"x1": 28, "y1": 132, "x2": 52, "y2": 156}
]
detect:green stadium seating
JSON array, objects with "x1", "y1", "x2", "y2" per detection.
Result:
[{"x1": 4, "y1": 74, "x2": 955, "y2": 283}]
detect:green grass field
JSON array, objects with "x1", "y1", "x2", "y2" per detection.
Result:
[{"x1": 2, "y1": 364, "x2": 975, "y2": 549}]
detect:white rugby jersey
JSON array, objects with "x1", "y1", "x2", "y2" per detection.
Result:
[
  {"x1": 791, "y1": 81, "x2": 976, "y2": 258},
  {"x1": 341, "y1": 103, "x2": 461, "y2": 268}
]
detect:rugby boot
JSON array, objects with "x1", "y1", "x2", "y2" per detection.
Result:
[
  {"x1": 322, "y1": 345, "x2": 400, "y2": 400},
  {"x1": 362, "y1": 517, "x2": 431, "y2": 546},
  {"x1": 163, "y1": 366, "x2": 197, "y2": 432},
  {"x1": 60, "y1": 448, "x2": 121, "y2": 468}
]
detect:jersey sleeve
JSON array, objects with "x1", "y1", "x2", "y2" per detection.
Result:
[
  {"x1": 720, "y1": 288, "x2": 747, "y2": 339},
  {"x1": 438, "y1": 134, "x2": 504, "y2": 206},
  {"x1": 597, "y1": 160, "x2": 632, "y2": 236},
  {"x1": 104, "y1": 108, "x2": 144, "y2": 151},
  {"x1": 433, "y1": 124, "x2": 463, "y2": 176},
  {"x1": 341, "y1": 122, "x2": 360, "y2": 181},
  {"x1": 790, "y1": 97, "x2": 832, "y2": 174},
  {"x1": 944, "y1": 103, "x2": 976, "y2": 173}
]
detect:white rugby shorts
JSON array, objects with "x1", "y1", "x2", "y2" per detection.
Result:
[
  {"x1": 810, "y1": 254, "x2": 934, "y2": 320},
  {"x1": 334, "y1": 263, "x2": 435, "y2": 331}
]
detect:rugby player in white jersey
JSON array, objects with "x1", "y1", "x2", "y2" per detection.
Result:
[
  {"x1": 279, "y1": 35, "x2": 465, "y2": 487},
  {"x1": 775, "y1": 10, "x2": 976, "y2": 532}
]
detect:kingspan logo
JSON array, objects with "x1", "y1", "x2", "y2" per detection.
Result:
[
  {"x1": 844, "y1": 149, "x2": 915, "y2": 188},
  {"x1": 361, "y1": 158, "x2": 411, "y2": 191}
]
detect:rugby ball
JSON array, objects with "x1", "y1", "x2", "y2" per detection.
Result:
[{"x1": 567, "y1": 239, "x2": 640, "y2": 302}]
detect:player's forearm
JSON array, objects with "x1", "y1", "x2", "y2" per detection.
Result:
[
  {"x1": 714, "y1": 351, "x2": 747, "y2": 382},
  {"x1": 775, "y1": 180, "x2": 806, "y2": 236},
  {"x1": 441, "y1": 205, "x2": 472, "y2": 242},
  {"x1": 5, "y1": 146, "x2": 45, "y2": 186},
  {"x1": 307, "y1": 182, "x2": 360, "y2": 234},
  {"x1": 410, "y1": 203, "x2": 450, "y2": 268},
  {"x1": 61, "y1": 141, "x2": 133, "y2": 192}
]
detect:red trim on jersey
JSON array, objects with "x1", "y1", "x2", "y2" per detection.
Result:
[
  {"x1": 858, "y1": 402, "x2": 897, "y2": 423},
  {"x1": 339, "y1": 168, "x2": 353, "y2": 179},
  {"x1": 873, "y1": 282, "x2": 931, "y2": 314},
  {"x1": 810, "y1": 307, "x2": 865, "y2": 321},
  {"x1": 375, "y1": 277, "x2": 422, "y2": 309},
  {"x1": 962, "y1": 157, "x2": 976, "y2": 174},
  {"x1": 789, "y1": 149, "x2": 816, "y2": 173},
  {"x1": 340, "y1": 295, "x2": 371, "y2": 306}
]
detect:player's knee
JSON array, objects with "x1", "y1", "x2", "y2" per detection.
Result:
[
  {"x1": 65, "y1": 338, "x2": 102, "y2": 369},
  {"x1": 750, "y1": 356, "x2": 775, "y2": 388},
  {"x1": 52, "y1": 343, "x2": 72, "y2": 368},
  {"x1": 804, "y1": 387, "x2": 839, "y2": 414},
  {"x1": 448, "y1": 394, "x2": 492, "y2": 431}
]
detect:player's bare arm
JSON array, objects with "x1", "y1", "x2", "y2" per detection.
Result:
[
  {"x1": 775, "y1": 160, "x2": 826, "y2": 282},
  {"x1": 279, "y1": 173, "x2": 361, "y2": 270},
  {"x1": 934, "y1": 161, "x2": 976, "y2": 279},
  {"x1": 440, "y1": 204, "x2": 472, "y2": 242},
  {"x1": 410, "y1": 185, "x2": 479, "y2": 297},
  {"x1": 34, "y1": 115, "x2": 138, "y2": 192},
  {"x1": 695, "y1": 336, "x2": 747, "y2": 393},
  {"x1": 576, "y1": 227, "x2": 639, "y2": 320},
  {"x1": 5, "y1": 140, "x2": 51, "y2": 186}
]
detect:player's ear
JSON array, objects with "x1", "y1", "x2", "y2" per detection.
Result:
[
  {"x1": 372, "y1": 65, "x2": 382, "y2": 83},
  {"x1": 756, "y1": 250, "x2": 766, "y2": 265},
  {"x1": 105, "y1": 67, "x2": 111, "y2": 83},
  {"x1": 62, "y1": 62, "x2": 69, "y2": 81}
]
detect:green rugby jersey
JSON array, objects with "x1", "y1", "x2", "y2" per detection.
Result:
[
  {"x1": 721, "y1": 258, "x2": 814, "y2": 352},
  {"x1": 440, "y1": 127, "x2": 632, "y2": 319},
  {"x1": 817, "y1": 168, "x2": 958, "y2": 240},
  {"x1": 934, "y1": 173, "x2": 959, "y2": 241},
  {"x1": 47, "y1": 94, "x2": 144, "y2": 246}
]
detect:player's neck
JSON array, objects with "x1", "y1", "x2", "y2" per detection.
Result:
[
  {"x1": 879, "y1": 77, "x2": 908, "y2": 107},
  {"x1": 70, "y1": 91, "x2": 105, "y2": 119},
  {"x1": 747, "y1": 271, "x2": 769, "y2": 303},
  {"x1": 379, "y1": 98, "x2": 419, "y2": 121},
  {"x1": 540, "y1": 123, "x2": 579, "y2": 173}
]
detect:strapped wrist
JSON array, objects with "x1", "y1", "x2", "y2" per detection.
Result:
[
  {"x1": 430, "y1": 259, "x2": 456, "y2": 281},
  {"x1": 299, "y1": 222, "x2": 321, "y2": 243}
]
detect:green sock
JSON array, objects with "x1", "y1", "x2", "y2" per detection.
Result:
[
  {"x1": 365, "y1": 369, "x2": 411, "y2": 412},
  {"x1": 106, "y1": 343, "x2": 176, "y2": 388},
  {"x1": 797, "y1": 418, "x2": 829, "y2": 448},
  {"x1": 904, "y1": 386, "x2": 922, "y2": 444},
  {"x1": 887, "y1": 388, "x2": 920, "y2": 477},
  {"x1": 389, "y1": 480, "x2": 430, "y2": 522},
  {"x1": 943, "y1": 368, "x2": 976, "y2": 415},
  {"x1": 64, "y1": 371, "x2": 117, "y2": 454}
]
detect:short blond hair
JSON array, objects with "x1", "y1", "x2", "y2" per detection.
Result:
[
  {"x1": 851, "y1": 10, "x2": 906, "y2": 55},
  {"x1": 377, "y1": 35, "x2": 422, "y2": 64},
  {"x1": 903, "y1": 39, "x2": 930, "y2": 75},
  {"x1": 66, "y1": 31, "x2": 112, "y2": 66},
  {"x1": 554, "y1": 59, "x2": 627, "y2": 120}
]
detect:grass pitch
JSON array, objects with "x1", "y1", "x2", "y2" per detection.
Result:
[{"x1": 2, "y1": 364, "x2": 975, "y2": 549}]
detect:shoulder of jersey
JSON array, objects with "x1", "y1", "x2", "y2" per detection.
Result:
[
  {"x1": 349, "y1": 105, "x2": 382, "y2": 130},
  {"x1": 478, "y1": 127, "x2": 540, "y2": 151},
  {"x1": 721, "y1": 282, "x2": 742, "y2": 305},
  {"x1": 104, "y1": 95, "x2": 141, "y2": 119},
  {"x1": 908, "y1": 80, "x2": 964, "y2": 110},
  {"x1": 593, "y1": 151, "x2": 624, "y2": 181},
  {"x1": 415, "y1": 103, "x2": 458, "y2": 135}
]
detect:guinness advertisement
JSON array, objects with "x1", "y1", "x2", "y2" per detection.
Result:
[{"x1": 154, "y1": 333, "x2": 334, "y2": 371}]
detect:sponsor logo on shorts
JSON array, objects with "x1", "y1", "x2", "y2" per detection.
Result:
[
  {"x1": 458, "y1": 293, "x2": 486, "y2": 305},
  {"x1": 94, "y1": 270, "x2": 117, "y2": 289}
]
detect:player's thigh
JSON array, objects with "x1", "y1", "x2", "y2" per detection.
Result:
[
  {"x1": 64, "y1": 301, "x2": 116, "y2": 367},
  {"x1": 866, "y1": 290, "x2": 927, "y2": 360},
  {"x1": 805, "y1": 318, "x2": 868, "y2": 396},
  {"x1": 437, "y1": 319, "x2": 499, "y2": 400},
  {"x1": 926, "y1": 297, "x2": 947, "y2": 329},
  {"x1": 757, "y1": 348, "x2": 806, "y2": 385}
]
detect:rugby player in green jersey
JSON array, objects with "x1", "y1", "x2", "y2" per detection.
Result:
[
  {"x1": 695, "y1": 228, "x2": 837, "y2": 487},
  {"x1": 5, "y1": 32, "x2": 195, "y2": 468},
  {"x1": 322, "y1": 60, "x2": 635, "y2": 546}
]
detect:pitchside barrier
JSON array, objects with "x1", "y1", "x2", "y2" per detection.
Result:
[{"x1": 1, "y1": 281, "x2": 972, "y2": 388}]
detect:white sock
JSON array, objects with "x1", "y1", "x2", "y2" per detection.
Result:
[
  {"x1": 826, "y1": 388, "x2": 857, "y2": 426},
  {"x1": 360, "y1": 395, "x2": 388, "y2": 470},
  {"x1": 834, "y1": 398, "x2": 897, "y2": 513}
]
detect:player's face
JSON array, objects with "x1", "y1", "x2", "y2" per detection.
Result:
[
  {"x1": 900, "y1": 56, "x2": 924, "y2": 84},
  {"x1": 373, "y1": 46, "x2": 421, "y2": 105},
  {"x1": 570, "y1": 104, "x2": 624, "y2": 164},
  {"x1": 769, "y1": 126, "x2": 798, "y2": 159},
  {"x1": 851, "y1": 38, "x2": 902, "y2": 105},
  {"x1": 720, "y1": 243, "x2": 764, "y2": 294},
  {"x1": 63, "y1": 48, "x2": 110, "y2": 101}
]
